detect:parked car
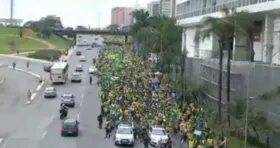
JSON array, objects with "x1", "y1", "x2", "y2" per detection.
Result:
[
  {"x1": 88, "y1": 66, "x2": 97, "y2": 74},
  {"x1": 149, "y1": 126, "x2": 168, "y2": 146},
  {"x1": 114, "y1": 124, "x2": 134, "y2": 146}
]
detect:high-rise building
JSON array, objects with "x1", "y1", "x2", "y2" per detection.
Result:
[
  {"x1": 170, "y1": 0, "x2": 176, "y2": 17},
  {"x1": 111, "y1": 7, "x2": 133, "y2": 26},
  {"x1": 160, "y1": 0, "x2": 171, "y2": 17},
  {"x1": 147, "y1": 1, "x2": 160, "y2": 16}
]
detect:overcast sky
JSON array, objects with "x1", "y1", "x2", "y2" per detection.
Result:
[{"x1": 0, "y1": 0, "x2": 153, "y2": 28}]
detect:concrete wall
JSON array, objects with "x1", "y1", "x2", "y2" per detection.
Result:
[
  {"x1": 184, "y1": 57, "x2": 280, "y2": 146},
  {"x1": 185, "y1": 57, "x2": 280, "y2": 122}
]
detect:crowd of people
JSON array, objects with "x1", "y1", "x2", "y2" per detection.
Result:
[{"x1": 95, "y1": 45, "x2": 228, "y2": 148}]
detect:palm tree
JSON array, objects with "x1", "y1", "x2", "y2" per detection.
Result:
[
  {"x1": 130, "y1": 9, "x2": 150, "y2": 52},
  {"x1": 136, "y1": 27, "x2": 159, "y2": 59},
  {"x1": 194, "y1": 8, "x2": 253, "y2": 125}
]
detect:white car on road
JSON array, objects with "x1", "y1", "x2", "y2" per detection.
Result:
[
  {"x1": 80, "y1": 56, "x2": 86, "y2": 62},
  {"x1": 149, "y1": 127, "x2": 168, "y2": 146},
  {"x1": 88, "y1": 66, "x2": 97, "y2": 74},
  {"x1": 115, "y1": 125, "x2": 134, "y2": 146}
]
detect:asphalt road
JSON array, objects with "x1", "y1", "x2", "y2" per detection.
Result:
[
  {"x1": 0, "y1": 67, "x2": 39, "y2": 145},
  {"x1": 0, "y1": 56, "x2": 50, "y2": 79},
  {"x1": 1, "y1": 38, "x2": 145, "y2": 148}
]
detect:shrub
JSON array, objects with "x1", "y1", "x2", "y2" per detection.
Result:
[{"x1": 28, "y1": 49, "x2": 61, "y2": 60}]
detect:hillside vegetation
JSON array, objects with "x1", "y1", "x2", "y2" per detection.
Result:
[{"x1": 0, "y1": 27, "x2": 70, "y2": 54}]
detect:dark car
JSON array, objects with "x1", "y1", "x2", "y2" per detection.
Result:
[
  {"x1": 43, "y1": 64, "x2": 53, "y2": 72},
  {"x1": 86, "y1": 47, "x2": 92, "y2": 50},
  {"x1": 75, "y1": 64, "x2": 83, "y2": 72},
  {"x1": 61, "y1": 118, "x2": 79, "y2": 137},
  {"x1": 61, "y1": 94, "x2": 75, "y2": 107},
  {"x1": 76, "y1": 51, "x2": 82, "y2": 56}
]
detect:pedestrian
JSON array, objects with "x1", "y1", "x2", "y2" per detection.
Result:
[
  {"x1": 143, "y1": 134, "x2": 150, "y2": 148},
  {"x1": 12, "y1": 62, "x2": 16, "y2": 70},
  {"x1": 105, "y1": 122, "x2": 111, "y2": 139},
  {"x1": 97, "y1": 114, "x2": 103, "y2": 129},
  {"x1": 27, "y1": 89, "x2": 32, "y2": 101},
  {"x1": 26, "y1": 61, "x2": 30, "y2": 68}
]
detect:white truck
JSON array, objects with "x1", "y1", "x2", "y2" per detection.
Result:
[{"x1": 50, "y1": 62, "x2": 69, "y2": 84}]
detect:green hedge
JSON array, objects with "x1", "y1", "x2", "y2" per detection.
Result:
[{"x1": 28, "y1": 49, "x2": 61, "y2": 60}]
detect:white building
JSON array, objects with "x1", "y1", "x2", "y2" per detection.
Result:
[
  {"x1": 176, "y1": 0, "x2": 280, "y2": 64},
  {"x1": 170, "y1": 0, "x2": 176, "y2": 17},
  {"x1": 124, "y1": 7, "x2": 134, "y2": 25},
  {"x1": 148, "y1": 1, "x2": 161, "y2": 16},
  {"x1": 160, "y1": 0, "x2": 172, "y2": 16}
]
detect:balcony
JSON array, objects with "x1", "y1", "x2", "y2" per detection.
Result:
[{"x1": 176, "y1": 0, "x2": 275, "y2": 20}]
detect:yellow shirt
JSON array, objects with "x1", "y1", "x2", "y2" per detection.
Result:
[
  {"x1": 207, "y1": 138, "x2": 213, "y2": 146},
  {"x1": 189, "y1": 140, "x2": 194, "y2": 148}
]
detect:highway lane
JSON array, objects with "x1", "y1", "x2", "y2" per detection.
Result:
[
  {"x1": 38, "y1": 45, "x2": 144, "y2": 148},
  {"x1": 0, "y1": 48, "x2": 84, "y2": 148},
  {"x1": 0, "y1": 67, "x2": 39, "y2": 112},
  {"x1": 0, "y1": 56, "x2": 50, "y2": 79},
  {"x1": 1, "y1": 37, "x2": 144, "y2": 148},
  {"x1": 0, "y1": 67, "x2": 41, "y2": 147}
]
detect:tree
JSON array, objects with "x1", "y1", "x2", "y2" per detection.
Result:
[
  {"x1": 75, "y1": 25, "x2": 88, "y2": 30},
  {"x1": 65, "y1": 27, "x2": 74, "y2": 30},
  {"x1": 23, "y1": 21, "x2": 36, "y2": 27},
  {"x1": 39, "y1": 15, "x2": 63, "y2": 29},
  {"x1": 194, "y1": 8, "x2": 253, "y2": 125},
  {"x1": 107, "y1": 24, "x2": 119, "y2": 31},
  {"x1": 18, "y1": 28, "x2": 24, "y2": 38},
  {"x1": 25, "y1": 15, "x2": 63, "y2": 37},
  {"x1": 130, "y1": 9, "x2": 181, "y2": 73},
  {"x1": 136, "y1": 27, "x2": 159, "y2": 59}
]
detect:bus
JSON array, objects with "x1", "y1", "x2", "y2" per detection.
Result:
[{"x1": 50, "y1": 62, "x2": 69, "y2": 84}]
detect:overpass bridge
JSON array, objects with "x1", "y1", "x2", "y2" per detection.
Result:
[{"x1": 52, "y1": 29, "x2": 130, "y2": 43}]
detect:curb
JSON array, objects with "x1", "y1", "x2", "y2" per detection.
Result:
[
  {"x1": 0, "y1": 64, "x2": 45, "y2": 105},
  {"x1": 0, "y1": 54, "x2": 52, "y2": 64}
]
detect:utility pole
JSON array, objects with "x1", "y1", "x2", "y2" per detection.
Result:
[
  {"x1": 98, "y1": 13, "x2": 101, "y2": 29},
  {"x1": 135, "y1": 0, "x2": 138, "y2": 10},
  {"x1": 10, "y1": 0, "x2": 14, "y2": 19},
  {"x1": 160, "y1": 0, "x2": 163, "y2": 16}
]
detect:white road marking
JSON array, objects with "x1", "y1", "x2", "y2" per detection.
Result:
[
  {"x1": 0, "y1": 138, "x2": 3, "y2": 143},
  {"x1": 50, "y1": 114, "x2": 56, "y2": 121},
  {"x1": 80, "y1": 101, "x2": 83, "y2": 107},
  {"x1": 1, "y1": 139, "x2": 8, "y2": 148},
  {"x1": 25, "y1": 93, "x2": 37, "y2": 105},
  {"x1": 36, "y1": 81, "x2": 45, "y2": 91},
  {"x1": 30, "y1": 93, "x2": 37, "y2": 101},
  {"x1": 41, "y1": 131, "x2": 47, "y2": 139},
  {"x1": 77, "y1": 114, "x2": 80, "y2": 120}
]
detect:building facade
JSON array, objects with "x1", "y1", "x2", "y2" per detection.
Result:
[
  {"x1": 160, "y1": 0, "x2": 171, "y2": 16},
  {"x1": 176, "y1": 0, "x2": 280, "y2": 64},
  {"x1": 111, "y1": 7, "x2": 133, "y2": 26},
  {"x1": 170, "y1": 0, "x2": 176, "y2": 17},
  {"x1": 148, "y1": 1, "x2": 161, "y2": 16}
]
